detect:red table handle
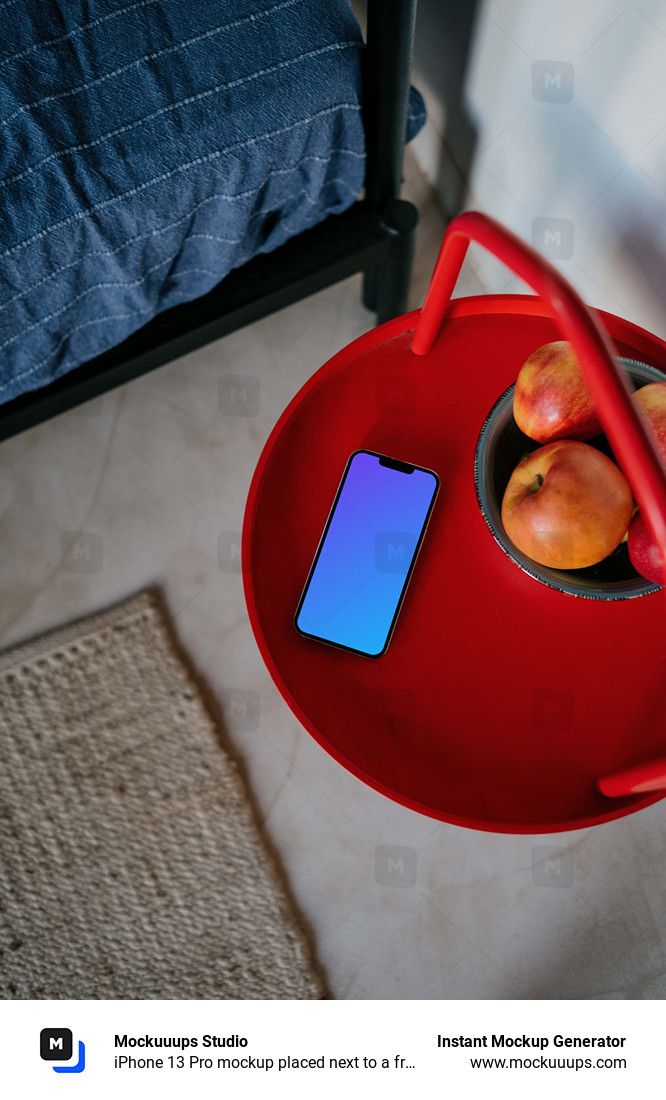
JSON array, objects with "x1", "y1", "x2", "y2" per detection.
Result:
[
  {"x1": 597, "y1": 758, "x2": 666, "y2": 798},
  {"x1": 412, "y1": 211, "x2": 666, "y2": 555},
  {"x1": 412, "y1": 211, "x2": 666, "y2": 797}
]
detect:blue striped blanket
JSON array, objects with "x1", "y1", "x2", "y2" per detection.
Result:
[{"x1": 0, "y1": 0, "x2": 424, "y2": 403}]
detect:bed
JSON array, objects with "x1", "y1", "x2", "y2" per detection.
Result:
[{"x1": 0, "y1": 0, "x2": 424, "y2": 437}]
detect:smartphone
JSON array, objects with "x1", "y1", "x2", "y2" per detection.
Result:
[{"x1": 294, "y1": 450, "x2": 439, "y2": 657}]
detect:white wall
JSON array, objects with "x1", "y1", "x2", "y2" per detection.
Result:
[{"x1": 410, "y1": 0, "x2": 666, "y2": 341}]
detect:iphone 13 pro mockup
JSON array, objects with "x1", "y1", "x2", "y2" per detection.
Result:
[{"x1": 294, "y1": 450, "x2": 439, "y2": 657}]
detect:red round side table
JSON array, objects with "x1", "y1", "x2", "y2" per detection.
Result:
[{"x1": 243, "y1": 213, "x2": 666, "y2": 833}]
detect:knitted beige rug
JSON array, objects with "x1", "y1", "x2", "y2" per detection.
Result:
[{"x1": 0, "y1": 591, "x2": 323, "y2": 999}]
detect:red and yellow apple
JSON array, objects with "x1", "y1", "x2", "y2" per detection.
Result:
[
  {"x1": 627, "y1": 382, "x2": 666, "y2": 584},
  {"x1": 514, "y1": 341, "x2": 602, "y2": 443},
  {"x1": 501, "y1": 440, "x2": 633, "y2": 569},
  {"x1": 627, "y1": 510, "x2": 665, "y2": 585},
  {"x1": 634, "y1": 382, "x2": 666, "y2": 446}
]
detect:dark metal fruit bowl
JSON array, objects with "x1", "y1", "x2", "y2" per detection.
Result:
[{"x1": 474, "y1": 357, "x2": 664, "y2": 600}]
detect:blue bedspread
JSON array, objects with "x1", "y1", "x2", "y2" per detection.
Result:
[{"x1": 0, "y1": 0, "x2": 424, "y2": 404}]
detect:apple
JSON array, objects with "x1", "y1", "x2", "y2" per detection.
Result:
[
  {"x1": 514, "y1": 341, "x2": 602, "y2": 443},
  {"x1": 633, "y1": 382, "x2": 666, "y2": 451},
  {"x1": 628, "y1": 509, "x2": 665, "y2": 585},
  {"x1": 501, "y1": 440, "x2": 633, "y2": 569},
  {"x1": 627, "y1": 382, "x2": 666, "y2": 584}
]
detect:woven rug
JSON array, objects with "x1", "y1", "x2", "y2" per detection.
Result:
[{"x1": 0, "y1": 592, "x2": 323, "y2": 999}]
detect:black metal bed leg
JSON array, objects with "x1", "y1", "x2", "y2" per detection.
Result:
[
  {"x1": 362, "y1": 268, "x2": 377, "y2": 312},
  {"x1": 361, "y1": 0, "x2": 419, "y2": 325},
  {"x1": 374, "y1": 233, "x2": 413, "y2": 323},
  {"x1": 367, "y1": 199, "x2": 418, "y2": 324}
]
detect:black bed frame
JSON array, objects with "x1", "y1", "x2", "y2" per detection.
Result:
[{"x1": 0, "y1": 0, "x2": 419, "y2": 442}]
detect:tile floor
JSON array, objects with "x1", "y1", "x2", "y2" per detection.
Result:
[{"x1": 1, "y1": 151, "x2": 666, "y2": 1000}]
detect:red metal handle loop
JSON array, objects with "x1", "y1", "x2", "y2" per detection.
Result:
[
  {"x1": 413, "y1": 212, "x2": 666, "y2": 798},
  {"x1": 597, "y1": 758, "x2": 666, "y2": 799},
  {"x1": 413, "y1": 211, "x2": 666, "y2": 583}
]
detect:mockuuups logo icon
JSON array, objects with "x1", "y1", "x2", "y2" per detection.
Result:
[
  {"x1": 41, "y1": 1028, "x2": 72, "y2": 1061},
  {"x1": 40, "y1": 1028, "x2": 86, "y2": 1073}
]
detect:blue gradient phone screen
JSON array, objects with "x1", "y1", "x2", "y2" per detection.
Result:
[{"x1": 295, "y1": 451, "x2": 438, "y2": 656}]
